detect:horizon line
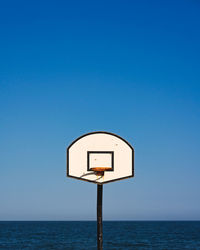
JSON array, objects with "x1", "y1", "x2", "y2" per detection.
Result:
[{"x1": 0, "y1": 220, "x2": 200, "y2": 222}]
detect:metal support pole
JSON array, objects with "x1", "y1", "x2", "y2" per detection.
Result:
[{"x1": 97, "y1": 184, "x2": 103, "y2": 250}]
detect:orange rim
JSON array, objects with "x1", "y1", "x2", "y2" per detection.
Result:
[{"x1": 90, "y1": 167, "x2": 112, "y2": 172}]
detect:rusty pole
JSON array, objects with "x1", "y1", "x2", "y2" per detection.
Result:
[{"x1": 97, "y1": 184, "x2": 103, "y2": 250}]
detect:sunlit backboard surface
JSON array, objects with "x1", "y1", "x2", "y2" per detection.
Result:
[{"x1": 67, "y1": 131, "x2": 134, "y2": 184}]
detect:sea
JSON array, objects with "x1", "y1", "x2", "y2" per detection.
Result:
[{"x1": 0, "y1": 221, "x2": 200, "y2": 249}]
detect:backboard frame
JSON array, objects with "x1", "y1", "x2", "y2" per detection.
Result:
[{"x1": 66, "y1": 131, "x2": 134, "y2": 184}]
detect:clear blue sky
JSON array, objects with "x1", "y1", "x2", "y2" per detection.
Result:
[{"x1": 0, "y1": 0, "x2": 200, "y2": 220}]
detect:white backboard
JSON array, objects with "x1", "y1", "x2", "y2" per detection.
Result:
[{"x1": 67, "y1": 131, "x2": 134, "y2": 184}]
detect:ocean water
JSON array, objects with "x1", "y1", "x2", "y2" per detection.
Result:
[{"x1": 0, "y1": 221, "x2": 200, "y2": 249}]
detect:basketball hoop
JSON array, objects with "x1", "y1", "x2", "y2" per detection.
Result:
[
  {"x1": 90, "y1": 167, "x2": 113, "y2": 176},
  {"x1": 66, "y1": 131, "x2": 134, "y2": 250}
]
